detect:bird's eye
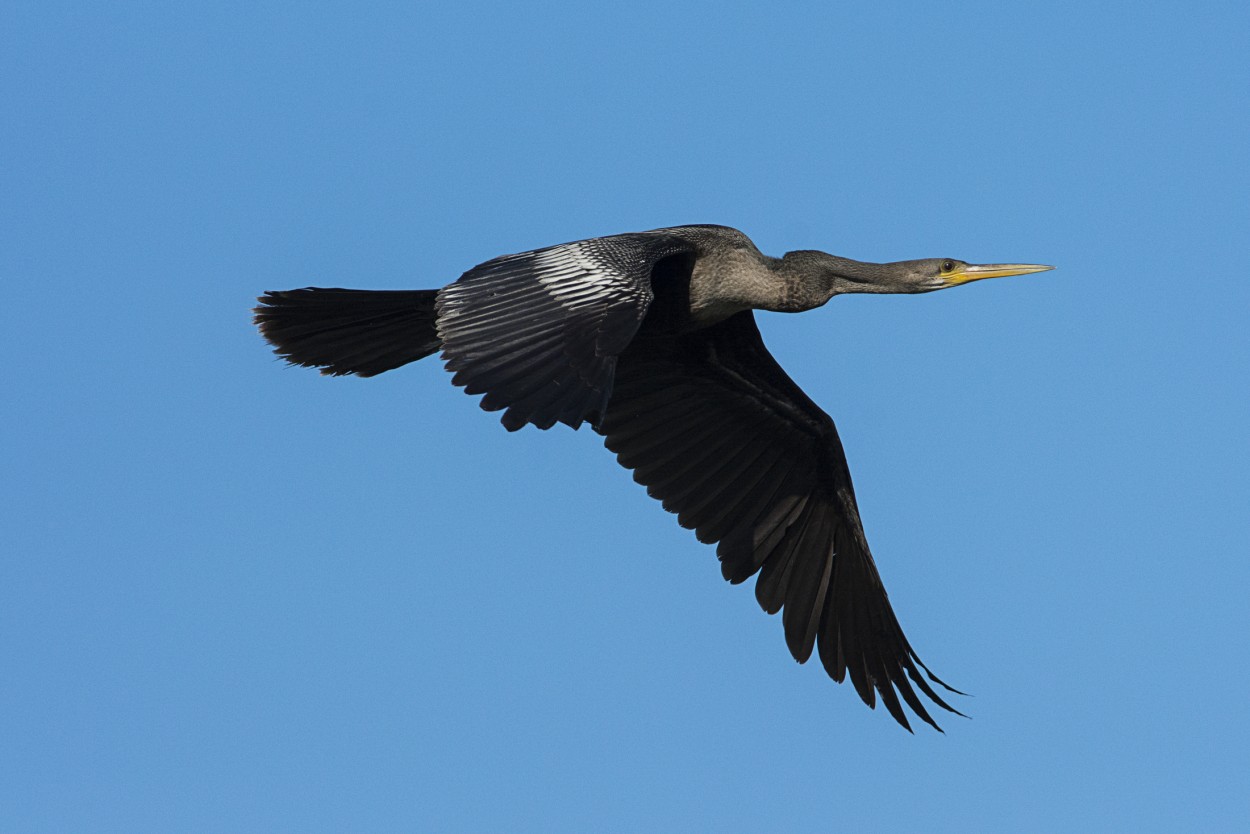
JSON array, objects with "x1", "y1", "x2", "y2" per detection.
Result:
[{"x1": 941, "y1": 260, "x2": 955, "y2": 273}]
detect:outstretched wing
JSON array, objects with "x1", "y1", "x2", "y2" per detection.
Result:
[
  {"x1": 600, "y1": 311, "x2": 963, "y2": 731},
  {"x1": 435, "y1": 232, "x2": 696, "y2": 431}
]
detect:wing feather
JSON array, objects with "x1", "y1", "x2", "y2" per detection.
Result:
[
  {"x1": 436, "y1": 232, "x2": 695, "y2": 430},
  {"x1": 601, "y1": 311, "x2": 962, "y2": 730}
]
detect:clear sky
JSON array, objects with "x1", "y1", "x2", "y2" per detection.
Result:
[{"x1": 3, "y1": 1, "x2": 1248, "y2": 831}]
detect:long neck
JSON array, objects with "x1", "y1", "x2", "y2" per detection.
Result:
[{"x1": 772, "y1": 251, "x2": 896, "y2": 311}]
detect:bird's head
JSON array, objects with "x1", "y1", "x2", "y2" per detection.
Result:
[
  {"x1": 777, "y1": 250, "x2": 1054, "y2": 305},
  {"x1": 887, "y1": 258, "x2": 1055, "y2": 293}
]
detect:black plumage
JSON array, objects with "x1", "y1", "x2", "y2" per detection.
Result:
[{"x1": 255, "y1": 224, "x2": 1052, "y2": 731}]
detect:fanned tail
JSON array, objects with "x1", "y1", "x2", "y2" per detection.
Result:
[{"x1": 254, "y1": 287, "x2": 441, "y2": 377}]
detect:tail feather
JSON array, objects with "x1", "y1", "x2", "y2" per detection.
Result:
[{"x1": 254, "y1": 288, "x2": 441, "y2": 377}]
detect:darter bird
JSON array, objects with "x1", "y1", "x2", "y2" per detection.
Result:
[{"x1": 254, "y1": 224, "x2": 1052, "y2": 731}]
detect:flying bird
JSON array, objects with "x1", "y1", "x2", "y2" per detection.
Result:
[{"x1": 254, "y1": 224, "x2": 1051, "y2": 731}]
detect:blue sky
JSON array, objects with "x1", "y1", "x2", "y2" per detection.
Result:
[{"x1": 3, "y1": 1, "x2": 1248, "y2": 831}]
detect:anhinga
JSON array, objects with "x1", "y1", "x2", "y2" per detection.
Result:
[{"x1": 254, "y1": 224, "x2": 1052, "y2": 731}]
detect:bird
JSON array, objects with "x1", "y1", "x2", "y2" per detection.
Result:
[{"x1": 254, "y1": 224, "x2": 1052, "y2": 731}]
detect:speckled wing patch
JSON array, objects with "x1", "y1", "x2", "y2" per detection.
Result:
[{"x1": 435, "y1": 232, "x2": 694, "y2": 431}]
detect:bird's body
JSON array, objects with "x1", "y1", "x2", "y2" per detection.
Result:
[{"x1": 255, "y1": 224, "x2": 1051, "y2": 731}]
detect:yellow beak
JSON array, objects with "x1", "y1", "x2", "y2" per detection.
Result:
[{"x1": 945, "y1": 262, "x2": 1055, "y2": 287}]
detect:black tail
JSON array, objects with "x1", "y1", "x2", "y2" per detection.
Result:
[{"x1": 254, "y1": 288, "x2": 442, "y2": 377}]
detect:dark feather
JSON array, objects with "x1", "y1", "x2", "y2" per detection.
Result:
[
  {"x1": 436, "y1": 232, "x2": 695, "y2": 430},
  {"x1": 254, "y1": 288, "x2": 441, "y2": 377},
  {"x1": 602, "y1": 311, "x2": 962, "y2": 730}
]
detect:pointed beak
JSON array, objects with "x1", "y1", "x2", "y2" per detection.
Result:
[{"x1": 945, "y1": 262, "x2": 1054, "y2": 287}]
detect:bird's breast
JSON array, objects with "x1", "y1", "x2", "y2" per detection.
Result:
[{"x1": 687, "y1": 251, "x2": 785, "y2": 325}]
